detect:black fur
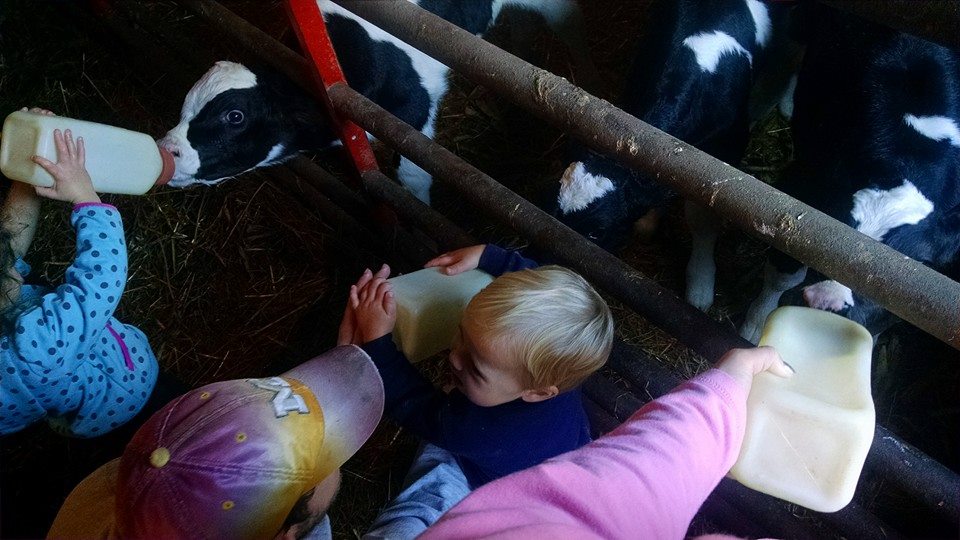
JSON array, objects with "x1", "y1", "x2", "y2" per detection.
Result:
[
  {"x1": 770, "y1": 4, "x2": 960, "y2": 333},
  {"x1": 552, "y1": 0, "x2": 767, "y2": 251}
]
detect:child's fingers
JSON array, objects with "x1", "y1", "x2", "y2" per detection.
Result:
[
  {"x1": 64, "y1": 130, "x2": 76, "y2": 159},
  {"x1": 76, "y1": 137, "x2": 85, "y2": 165},
  {"x1": 372, "y1": 279, "x2": 391, "y2": 301},
  {"x1": 355, "y1": 268, "x2": 373, "y2": 290},
  {"x1": 349, "y1": 284, "x2": 360, "y2": 309},
  {"x1": 384, "y1": 290, "x2": 396, "y2": 316},
  {"x1": 31, "y1": 155, "x2": 58, "y2": 175},
  {"x1": 424, "y1": 253, "x2": 454, "y2": 268},
  {"x1": 53, "y1": 129, "x2": 67, "y2": 159},
  {"x1": 757, "y1": 346, "x2": 794, "y2": 378},
  {"x1": 34, "y1": 186, "x2": 58, "y2": 199},
  {"x1": 373, "y1": 263, "x2": 391, "y2": 280},
  {"x1": 443, "y1": 260, "x2": 469, "y2": 275},
  {"x1": 358, "y1": 280, "x2": 374, "y2": 304},
  {"x1": 768, "y1": 360, "x2": 795, "y2": 378}
]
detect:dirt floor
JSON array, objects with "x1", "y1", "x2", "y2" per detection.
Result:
[{"x1": 0, "y1": 0, "x2": 957, "y2": 538}]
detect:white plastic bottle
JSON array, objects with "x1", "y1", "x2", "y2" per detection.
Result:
[
  {"x1": 0, "y1": 110, "x2": 174, "y2": 195},
  {"x1": 729, "y1": 306, "x2": 875, "y2": 513},
  {"x1": 388, "y1": 267, "x2": 494, "y2": 362}
]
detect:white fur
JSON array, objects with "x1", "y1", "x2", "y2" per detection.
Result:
[
  {"x1": 903, "y1": 114, "x2": 960, "y2": 147},
  {"x1": 745, "y1": 0, "x2": 771, "y2": 46},
  {"x1": 851, "y1": 180, "x2": 934, "y2": 241},
  {"x1": 257, "y1": 143, "x2": 287, "y2": 168},
  {"x1": 159, "y1": 121, "x2": 201, "y2": 184},
  {"x1": 558, "y1": 162, "x2": 615, "y2": 213},
  {"x1": 160, "y1": 61, "x2": 258, "y2": 184},
  {"x1": 803, "y1": 280, "x2": 855, "y2": 312},
  {"x1": 397, "y1": 157, "x2": 433, "y2": 204},
  {"x1": 683, "y1": 31, "x2": 752, "y2": 73},
  {"x1": 685, "y1": 202, "x2": 719, "y2": 311},
  {"x1": 180, "y1": 60, "x2": 257, "y2": 121}
]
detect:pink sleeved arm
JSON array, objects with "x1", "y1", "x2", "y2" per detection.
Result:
[{"x1": 420, "y1": 369, "x2": 748, "y2": 540}]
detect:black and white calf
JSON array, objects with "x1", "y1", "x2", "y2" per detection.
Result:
[
  {"x1": 552, "y1": 0, "x2": 774, "y2": 311},
  {"x1": 739, "y1": 4, "x2": 960, "y2": 342},
  {"x1": 159, "y1": 0, "x2": 594, "y2": 204}
]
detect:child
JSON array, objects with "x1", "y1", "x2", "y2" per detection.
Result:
[
  {"x1": 422, "y1": 347, "x2": 795, "y2": 539},
  {"x1": 340, "y1": 243, "x2": 614, "y2": 535},
  {"x1": 0, "y1": 111, "x2": 158, "y2": 437}
]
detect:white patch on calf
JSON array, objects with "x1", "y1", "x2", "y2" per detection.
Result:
[
  {"x1": 683, "y1": 31, "x2": 752, "y2": 74},
  {"x1": 181, "y1": 61, "x2": 257, "y2": 121},
  {"x1": 158, "y1": 121, "x2": 201, "y2": 183},
  {"x1": 558, "y1": 162, "x2": 615, "y2": 214},
  {"x1": 851, "y1": 180, "x2": 934, "y2": 241},
  {"x1": 745, "y1": 0, "x2": 771, "y2": 46},
  {"x1": 903, "y1": 114, "x2": 960, "y2": 147},
  {"x1": 257, "y1": 144, "x2": 287, "y2": 168},
  {"x1": 803, "y1": 280, "x2": 855, "y2": 312}
]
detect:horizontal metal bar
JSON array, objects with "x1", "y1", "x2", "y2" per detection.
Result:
[{"x1": 331, "y1": 0, "x2": 960, "y2": 351}]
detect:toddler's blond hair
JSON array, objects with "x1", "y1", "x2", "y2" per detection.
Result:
[{"x1": 464, "y1": 265, "x2": 613, "y2": 392}]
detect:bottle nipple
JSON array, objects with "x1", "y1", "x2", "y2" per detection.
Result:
[{"x1": 156, "y1": 146, "x2": 176, "y2": 186}]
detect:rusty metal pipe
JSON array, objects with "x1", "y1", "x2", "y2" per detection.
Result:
[{"x1": 330, "y1": 0, "x2": 960, "y2": 351}]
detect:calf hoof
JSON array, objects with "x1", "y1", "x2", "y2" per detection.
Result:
[{"x1": 802, "y1": 280, "x2": 854, "y2": 312}]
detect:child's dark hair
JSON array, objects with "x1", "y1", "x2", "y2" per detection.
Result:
[{"x1": 0, "y1": 226, "x2": 20, "y2": 323}]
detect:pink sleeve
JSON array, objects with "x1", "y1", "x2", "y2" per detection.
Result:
[{"x1": 420, "y1": 369, "x2": 748, "y2": 540}]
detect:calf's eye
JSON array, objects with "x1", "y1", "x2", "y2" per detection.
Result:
[{"x1": 225, "y1": 110, "x2": 245, "y2": 124}]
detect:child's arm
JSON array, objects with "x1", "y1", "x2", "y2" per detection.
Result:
[
  {"x1": 348, "y1": 275, "x2": 474, "y2": 445},
  {"x1": 2, "y1": 182, "x2": 41, "y2": 261},
  {"x1": 0, "y1": 131, "x2": 128, "y2": 435},
  {"x1": 422, "y1": 348, "x2": 792, "y2": 539},
  {"x1": 425, "y1": 244, "x2": 538, "y2": 277}
]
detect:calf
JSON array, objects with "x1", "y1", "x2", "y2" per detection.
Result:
[
  {"x1": 159, "y1": 0, "x2": 594, "y2": 204},
  {"x1": 739, "y1": 4, "x2": 960, "y2": 342},
  {"x1": 552, "y1": 0, "x2": 775, "y2": 311}
]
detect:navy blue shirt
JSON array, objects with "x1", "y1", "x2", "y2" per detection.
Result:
[{"x1": 362, "y1": 244, "x2": 591, "y2": 488}]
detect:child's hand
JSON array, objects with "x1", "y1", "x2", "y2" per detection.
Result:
[
  {"x1": 350, "y1": 277, "x2": 397, "y2": 344},
  {"x1": 716, "y1": 346, "x2": 794, "y2": 395},
  {"x1": 31, "y1": 129, "x2": 100, "y2": 205},
  {"x1": 338, "y1": 264, "x2": 391, "y2": 345},
  {"x1": 22, "y1": 106, "x2": 55, "y2": 116},
  {"x1": 424, "y1": 244, "x2": 485, "y2": 275}
]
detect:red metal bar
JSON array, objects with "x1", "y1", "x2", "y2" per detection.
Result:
[{"x1": 284, "y1": 0, "x2": 378, "y2": 177}]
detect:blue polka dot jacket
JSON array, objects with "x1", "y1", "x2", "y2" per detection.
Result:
[{"x1": 0, "y1": 203, "x2": 158, "y2": 437}]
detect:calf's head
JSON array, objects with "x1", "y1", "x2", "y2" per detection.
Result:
[
  {"x1": 159, "y1": 61, "x2": 333, "y2": 187},
  {"x1": 552, "y1": 154, "x2": 671, "y2": 251}
]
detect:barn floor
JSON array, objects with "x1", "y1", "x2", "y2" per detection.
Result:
[{"x1": 0, "y1": 1, "x2": 957, "y2": 538}]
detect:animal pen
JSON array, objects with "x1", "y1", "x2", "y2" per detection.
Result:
[{"x1": 3, "y1": 0, "x2": 959, "y2": 537}]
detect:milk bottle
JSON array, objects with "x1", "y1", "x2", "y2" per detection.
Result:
[
  {"x1": 729, "y1": 306, "x2": 875, "y2": 512},
  {"x1": 0, "y1": 110, "x2": 174, "y2": 195},
  {"x1": 388, "y1": 268, "x2": 494, "y2": 362}
]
